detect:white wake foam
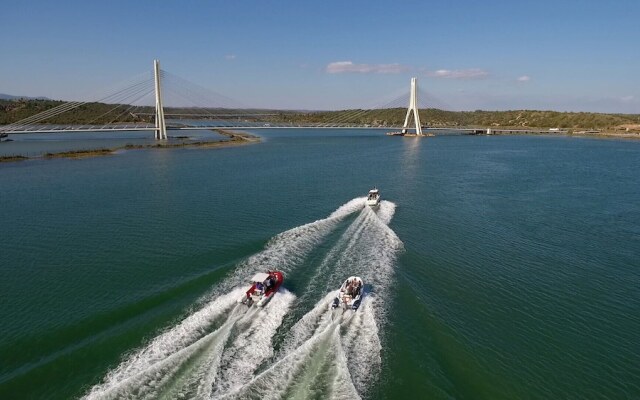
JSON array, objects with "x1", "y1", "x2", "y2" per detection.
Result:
[
  {"x1": 86, "y1": 198, "x2": 402, "y2": 400},
  {"x1": 210, "y1": 197, "x2": 366, "y2": 297},
  {"x1": 83, "y1": 288, "x2": 245, "y2": 399},
  {"x1": 269, "y1": 200, "x2": 402, "y2": 397},
  {"x1": 212, "y1": 289, "x2": 296, "y2": 397},
  {"x1": 84, "y1": 198, "x2": 365, "y2": 399},
  {"x1": 220, "y1": 318, "x2": 360, "y2": 400}
]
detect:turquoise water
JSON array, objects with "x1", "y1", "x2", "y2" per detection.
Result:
[{"x1": 0, "y1": 131, "x2": 638, "y2": 399}]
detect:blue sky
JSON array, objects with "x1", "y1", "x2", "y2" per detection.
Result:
[{"x1": 2, "y1": 0, "x2": 639, "y2": 112}]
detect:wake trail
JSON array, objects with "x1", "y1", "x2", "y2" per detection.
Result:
[
  {"x1": 84, "y1": 289, "x2": 244, "y2": 400},
  {"x1": 222, "y1": 296, "x2": 379, "y2": 400},
  {"x1": 84, "y1": 199, "x2": 363, "y2": 399},
  {"x1": 85, "y1": 290, "x2": 296, "y2": 400},
  {"x1": 211, "y1": 290, "x2": 296, "y2": 397},
  {"x1": 287, "y1": 200, "x2": 401, "y2": 396},
  {"x1": 224, "y1": 200, "x2": 403, "y2": 399},
  {"x1": 293, "y1": 210, "x2": 372, "y2": 305},
  {"x1": 164, "y1": 290, "x2": 296, "y2": 399},
  {"x1": 210, "y1": 197, "x2": 366, "y2": 296},
  {"x1": 220, "y1": 304, "x2": 360, "y2": 400},
  {"x1": 294, "y1": 200, "x2": 399, "y2": 307}
]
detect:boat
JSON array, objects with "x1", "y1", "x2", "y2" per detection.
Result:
[
  {"x1": 331, "y1": 276, "x2": 364, "y2": 311},
  {"x1": 239, "y1": 270, "x2": 284, "y2": 307},
  {"x1": 366, "y1": 187, "x2": 380, "y2": 207},
  {"x1": 386, "y1": 131, "x2": 404, "y2": 136}
]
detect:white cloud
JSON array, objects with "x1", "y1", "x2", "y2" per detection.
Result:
[
  {"x1": 225, "y1": 54, "x2": 236, "y2": 60},
  {"x1": 427, "y1": 68, "x2": 489, "y2": 79},
  {"x1": 517, "y1": 75, "x2": 531, "y2": 82},
  {"x1": 325, "y1": 61, "x2": 407, "y2": 74},
  {"x1": 620, "y1": 95, "x2": 635, "y2": 102}
]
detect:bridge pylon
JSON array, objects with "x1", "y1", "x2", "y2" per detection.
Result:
[
  {"x1": 153, "y1": 59, "x2": 167, "y2": 140},
  {"x1": 401, "y1": 77, "x2": 423, "y2": 136}
]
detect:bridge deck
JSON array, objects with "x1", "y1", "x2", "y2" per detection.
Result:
[{"x1": 0, "y1": 125, "x2": 480, "y2": 134}]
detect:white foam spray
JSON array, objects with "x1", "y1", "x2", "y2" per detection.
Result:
[
  {"x1": 84, "y1": 199, "x2": 364, "y2": 399},
  {"x1": 220, "y1": 318, "x2": 360, "y2": 400},
  {"x1": 83, "y1": 288, "x2": 244, "y2": 399},
  {"x1": 208, "y1": 197, "x2": 366, "y2": 297},
  {"x1": 212, "y1": 289, "x2": 296, "y2": 397},
  {"x1": 271, "y1": 200, "x2": 402, "y2": 397}
]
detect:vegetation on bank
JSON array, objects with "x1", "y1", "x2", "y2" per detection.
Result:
[
  {"x1": 44, "y1": 148, "x2": 114, "y2": 159},
  {"x1": 0, "y1": 99, "x2": 154, "y2": 125},
  {"x1": 0, "y1": 155, "x2": 29, "y2": 162},
  {"x1": 0, "y1": 130, "x2": 259, "y2": 163},
  {"x1": 2, "y1": 98, "x2": 639, "y2": 131},
  {"x1": 270, "y1": 108, "x2": 640, "y2": 131}
]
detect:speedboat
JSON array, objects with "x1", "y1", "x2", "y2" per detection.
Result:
[
  {"x1": 239, "y1": 270, "x2": 284, "y2": 307},
  {"x1": 366, "y1": 187, "x2": 380, "y2": 207},
  {"x1": 331, "y1": 276, "x2": 364, "y2": 311}
]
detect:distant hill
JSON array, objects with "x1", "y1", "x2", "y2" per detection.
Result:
[
  {"x1": 266, "y1": 108, "x2": 640, "y2": 131},
  {"x1": 1, "y1": 98, "x2": 639, "y2": 131},
  {"x1": 0, "y1": 98, "x2": 152, "y2": 125},
  {"x1": 0, "y1": 93, "x2": 50, "y2": 100}
]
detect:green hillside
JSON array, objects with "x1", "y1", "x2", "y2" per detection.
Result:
[
  {"x1": 0, "y1": 99, "x2": 153, "y2": 125},
  {"x1": 2, "y1": 99, "x2": 639, "y2": 130}
]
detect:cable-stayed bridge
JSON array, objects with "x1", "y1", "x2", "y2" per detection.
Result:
[{"x1": 0, "y1": 60, "x2": 476, "y2": 139}]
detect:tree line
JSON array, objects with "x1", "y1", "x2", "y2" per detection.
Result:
[{"x1": 2, "y1": 99, "x2": 639, "y2": 130}]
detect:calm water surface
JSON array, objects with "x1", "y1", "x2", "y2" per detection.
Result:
[
  {"x1": 0, "y1": 130, "x2": 638, "y2": 399},
  {"x1": 0, "y1": 128, "x2": 223, "y2": 157}
]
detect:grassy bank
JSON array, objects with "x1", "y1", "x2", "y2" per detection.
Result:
[
  {"x1": 0, "y1": 155, "x2": 29, "y2": 163},
  {"x1": 0, "y1": 130, "x2": 260, "y2": 163}
]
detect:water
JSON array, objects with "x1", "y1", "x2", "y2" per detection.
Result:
[
  {"x1": 0, "y1": 130, "x2": 638, "y2": 399},
  {"x1": 0, "y1": 128, "x2": 224, "y2": 157}
]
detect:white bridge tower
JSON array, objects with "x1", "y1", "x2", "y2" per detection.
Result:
[
  {"x1": 153, "y1": 59, "x2": 167, "y2": 140},
  {"x1": 401, "y1": 77, "x2": 423, "y2": 136}
]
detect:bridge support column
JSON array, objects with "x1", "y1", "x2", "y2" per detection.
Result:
[
  {"x1": 401, "y1": 77, "x2": 423, "y2": 136},
  {"x1": 154, "y1": 59, "x2": 167, "y2": 140}
]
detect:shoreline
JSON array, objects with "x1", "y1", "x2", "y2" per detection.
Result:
[
  {"x1": 0, "y1": 129, "x2": 260, "y2": 163},
  {"x1": 2, "y1": 127, "x2": 638, "y2": 164},
  {"x1": 486, "y1": 129, "x2": 640, "y2": 140}
]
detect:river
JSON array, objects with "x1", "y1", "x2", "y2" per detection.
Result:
[{"x1": 0, "y1": 130, "x2": 638, "y2": 399}]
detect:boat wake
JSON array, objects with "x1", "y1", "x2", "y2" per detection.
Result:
[
  {"x1": 221, "y1": 294, "x2": 382, "y2": 400},
  {"x1": 84, "y1": 198, "x2": 403, "y2": 400}
]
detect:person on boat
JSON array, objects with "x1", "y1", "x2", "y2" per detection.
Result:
[
  {"x1": 256, "y1": 282, "x2": 264, "y2": 293},
  {"x1": 344, "y1": 279, "x2": 352, "y2": 293},
  {"x1": 265, "y1": 276, "x2": 274, "y2": 291},
  {"x1": 346, "y1": 281, "x2": 355, "y2": 296}
]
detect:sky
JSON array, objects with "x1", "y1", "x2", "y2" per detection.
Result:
[{"x1": 2, "y1": 0, "x2": 639, "y2": 113}]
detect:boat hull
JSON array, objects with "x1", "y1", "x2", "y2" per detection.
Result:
[
  {"x1": 331, "y1": 276, "x2": 364, "y2": 311},
  {"x1": 240, "y1": 270, "x2": 284, "y2": 307},
  {"x1": 366, "y1": 187, "x2": 380, "y2": 207}
]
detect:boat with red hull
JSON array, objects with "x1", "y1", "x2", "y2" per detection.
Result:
[{"x1": 239, "y1": 270, "x2": 284, "y2": 307}]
